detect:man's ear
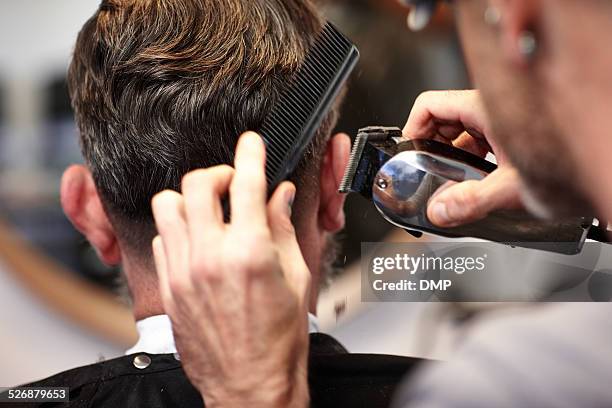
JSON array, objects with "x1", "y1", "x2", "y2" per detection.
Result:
[
  {"x1": 495, "y1": 0, "x2": 541, "y2": 67},
  {"x1": 61, "y1": 165, "x2": 121, "y2": 266},
  {"x1": 319, "y1": 133, "x2": 351, "y2": 233}
]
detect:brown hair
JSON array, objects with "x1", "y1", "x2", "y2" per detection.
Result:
[{"x1": 69, "y1": 0, "x2": 337, "y2": 254}]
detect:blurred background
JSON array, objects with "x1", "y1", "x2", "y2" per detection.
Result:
[{"x1": 0, "y1": 0, "x2": 471, "y2": 386}]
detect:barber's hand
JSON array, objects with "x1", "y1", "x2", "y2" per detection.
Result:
[
  {"x1": 151, "y1": 132, "x2": 310, "y2": 408},
  {"x1": 404, "y1": 90, "x2": 524, "y2": 227}
]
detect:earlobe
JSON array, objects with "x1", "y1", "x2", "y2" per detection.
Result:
[
  {"x1": 497, "y1": 0, "x2": 539, "y2": 68},
  {"x1": 501, "y1": 25, "x2": 531, "y2": 68},
  {"x1": 61, "y1": 165, "x2": 121, "y2": 266},
  {"x1": 319, "y1": 133, "x2": 351, "y2": 233}
]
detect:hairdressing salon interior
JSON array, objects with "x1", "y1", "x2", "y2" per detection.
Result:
[{"x1": 0, "y1": 0, "x2": 531, "y2": 387}]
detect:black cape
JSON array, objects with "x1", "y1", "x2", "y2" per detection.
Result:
[{"x1": 5, "y1": 333, "x2": 421, "y2": 408}]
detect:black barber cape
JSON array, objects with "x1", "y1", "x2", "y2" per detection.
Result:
[{"x1": 6, "y1": 333, "x2": 420, "y2": 408}]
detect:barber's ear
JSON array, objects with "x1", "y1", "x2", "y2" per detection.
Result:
[
  {"x1": 495, "y1": 0, "x2": 540, "y2": 67},
  {"x1": 61, "y1": 165, "x2": 121, "y2": 266},
  {"x1": 319, "y1": 133, "x2": 351, "y2": 233}
]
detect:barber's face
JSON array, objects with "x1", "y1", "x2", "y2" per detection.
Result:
[{"x1": 453, "y1": 0, "x2": 595, "y2": 217}]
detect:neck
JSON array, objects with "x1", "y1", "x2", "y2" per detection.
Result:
[
  {"x1": 562, "y1": 81, "x2": 612, "y2": 221},
  {"x1": 577, "y1": 123, "x2": 612, "y2": 222},
  {"x1": 546, "y1": 83, "x2": 612, "y2": 221},
  {"x1": 122, "y1": 243, "x2": 323, "y2": 321},
  {"x1": 122, "y1": 255, "x2": 165, "y2": 321},
  {"x1": 543, "y1": 6, "x2": 612, "y2": 220}
]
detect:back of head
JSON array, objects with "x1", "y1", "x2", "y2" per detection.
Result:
[{"x1": 69, "y1": 0, "x2": 331, "y2": 255}]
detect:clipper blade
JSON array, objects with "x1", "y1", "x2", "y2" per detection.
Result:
[
  {"x1": 339, "y1": 133, "x2": 369, "y2": 193},
  {"x1": 339, "y1": 126, "x2": 403, "y2": 194}
]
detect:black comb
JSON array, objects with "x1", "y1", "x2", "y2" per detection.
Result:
[{"x1": 258, "y1": 22, "x2": 359, "y2": 193}]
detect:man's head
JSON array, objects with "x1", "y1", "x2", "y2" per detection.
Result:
[
  {"x1": 450, "y1": 0, "x2": 612, "y2": 219},
  {"x1": 62, "y1": 0, "x2": 350, "y2": 316},
  {"x1": 406, "y1": 0, "x2": 612, "y2": 219}
]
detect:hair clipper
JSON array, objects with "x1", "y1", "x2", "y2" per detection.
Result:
[{"x1": 339, "y1": 126, "x2": 609, "y2": 255}]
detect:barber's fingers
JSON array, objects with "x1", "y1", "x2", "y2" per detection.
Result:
[
  {"x1": 152, "y1": 235, "x2": 171, "y2": 304},
  {"x1": 403, "y1": 90, "x2": 491, "y2": 155},
  {"x1": 267, "y1": 182, "x2": 311, "y2": 298},
  {"x1": 403, "y1": 90, "x2": 486, "y2": 138},
  {"x1": 181, "y1": 165, "x2": 234, "y2": 244},
  {"x1": 452, "y1": 131, "x2": 492, "y2": 158},
  {"x1": 266, "y1": 181, "x2": 297, "y2": 258},
  {"x1": 152, "y1": 190, "x2": 190, "y2": 287},
  {"x1": 230, "y1": 132, "x2": 269, "y2": 231},
  {"x1": 427, "y1": 168, "x2": 524, "y2": 227}
]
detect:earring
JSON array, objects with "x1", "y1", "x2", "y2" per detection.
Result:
[
  {"x1": 484, "y1": 6, "x2": 501, "y2": 26},
  {"x1": 518, "y1": 31, "x2": 538, "y2": 59}
]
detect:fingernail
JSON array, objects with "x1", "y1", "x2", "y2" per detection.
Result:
[{"x1": 430, "y1": 202, "x2": 450, "y2": 225}]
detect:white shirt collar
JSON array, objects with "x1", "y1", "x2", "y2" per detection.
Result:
[{"x1": 126, "y1": 313, "x2": 320, "y2": 355}]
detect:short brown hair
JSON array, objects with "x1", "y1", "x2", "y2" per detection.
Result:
[{"x1": 69, "y1": 0, "x2": 336, "y2": 253}]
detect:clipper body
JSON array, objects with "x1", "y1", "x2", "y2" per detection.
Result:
[{"x1": 340, "y1": 126, "x2": 604, "y2": 255}]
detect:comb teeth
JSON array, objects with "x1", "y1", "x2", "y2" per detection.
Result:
[{"x1": 258, "y1": 22, "x2": 359, "y2": 192}]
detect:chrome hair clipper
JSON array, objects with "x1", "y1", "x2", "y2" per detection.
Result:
[{"x1": 340, "y1": 126, "x2": 610, "y2": 255}]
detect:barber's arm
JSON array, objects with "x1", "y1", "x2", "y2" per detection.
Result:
[
  {"x1": 404, "y1": 90, "x2": 525, "y2": 227},
  {"x1": 151, "y1": 132, "x2": 310, "y2": 408}
]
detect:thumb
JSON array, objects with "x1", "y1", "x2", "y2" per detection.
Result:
[
  {"x1": 427, "y1": 168, "x2": 523, "y2": 227},
  {"x1": 267, "y1": 182, "x2": 311, "y2": 298},
  {"x1": 267, "y1": 181, "x2": 297, "y2": 239}
]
